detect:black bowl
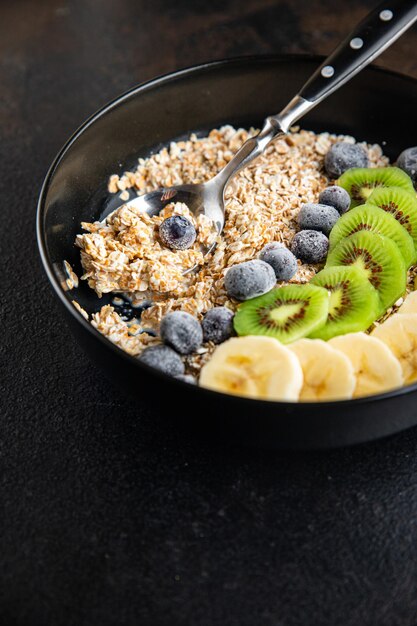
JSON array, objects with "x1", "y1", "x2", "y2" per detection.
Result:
[{"x1": 37, "y1": 54, "x2": 417, "y2": 449}]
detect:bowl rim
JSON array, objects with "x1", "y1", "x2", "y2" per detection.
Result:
[{"x1": 36, "y1": 52, "x2": 417, "y2": 409}]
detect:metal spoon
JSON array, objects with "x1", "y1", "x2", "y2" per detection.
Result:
[{"x1": 105, "y1": 0, "x2": 417, "y2": 259}]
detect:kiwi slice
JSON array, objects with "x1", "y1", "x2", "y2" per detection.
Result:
[
  {"x1": 309, "y1": 266, "x2": 380, "y2": 340},
  {"x1": 367, "y1": 186, "x2": 417, "y2": 251},
  {"x1": 329, "y1": 203, "x2": 416, "y2": 268},
  {"x1": 233, "y1": 284, "x2": 329, "y2": 344},
  {"x1": 326, "y1": 230, "x2": 406, "y2": 314},
  {"x1": 338, "y1": 167, "x2": 414, "y2": 208}
]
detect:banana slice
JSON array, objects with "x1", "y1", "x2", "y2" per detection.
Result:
[
  {"x1": 289, "y1": 338, "x2": 355, "y2": 401},
  {"x1": 199, "y1": 336, "x2": 303, "y2": 401},
  {"x1": 372, "y1": 313, "x2": 417, "y2": 384},
  {"x1": 398, "y1": 290, "x2": 417, "y2": 314},
  {"x1": 329, "y1": 332, "x2": 403, "y2": 397}
]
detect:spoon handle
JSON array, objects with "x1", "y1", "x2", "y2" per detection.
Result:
[
  {"x1": 216, "y1": 0, "x2": 417, "y2": 188},
  {"x1": 295, "y1": 0, "x2": 417, "y2": 108}
]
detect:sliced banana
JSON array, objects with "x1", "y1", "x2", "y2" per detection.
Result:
[
  {"x1": 329, "y1": 332, "x2": 403, "y2": 397},
  {"x1": 289, "y1": 338, "x2": 356, "y2": 401},
  {"x1": 199, "y1": 336, "x2": 303, "y2": 401},
  {"x1": 397, "y1": 290, "x2": 417, "y2": 314},
  {"x1": 372, "y1": 313, "x2": 417, "y2": 384}
]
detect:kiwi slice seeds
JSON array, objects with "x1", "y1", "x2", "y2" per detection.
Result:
[
  {"x1": 338, "y1": 167, "x2": 414, "y2": 208},
  {"x1": 233, "y1": 284, "x2": 329, "y2": 344},
  {"x1": 326, "y1": 230, "x2": 406, "y2": 314},
  {"x1": 367, "y1": 186, "x2": 417, "y2": 250},
  {"x1": 329, "y1": 203, "x2": 416, "y2": 268},
  {"x1": 309, "y1": 266, "x2": 380, "y2": 340}
]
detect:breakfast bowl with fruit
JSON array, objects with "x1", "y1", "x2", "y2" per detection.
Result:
[{"x1": 37, "y1": 14, "x2": 417, "y2": 448}]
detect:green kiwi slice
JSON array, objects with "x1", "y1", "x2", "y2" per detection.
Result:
[
  {"x1": 233, "y1": 284, "x2": 329, "y2": 344},
  {"x1": 329, "y1": 203, "x2": 416, "y2": 268},
  {"x1": 325, "y1": 230, "x2": 406, "y2": 315},
  {"x1": 338, "y1": 167, "x2": 414, "y2": 208},
  {"x1": 309, "y1": 266, "x2": 380, "y2": 340},
  {"x1": 366, "y1": 186, "x2": 417, "y2": 251}
]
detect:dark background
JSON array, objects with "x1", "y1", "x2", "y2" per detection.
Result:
[{"x1": 2, "y1": 1, "x2": 417, "y2": 625}]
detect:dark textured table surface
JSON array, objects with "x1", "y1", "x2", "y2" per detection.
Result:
[{"x1": 2, "y1": 1, "x2": 417, "y2": 625}]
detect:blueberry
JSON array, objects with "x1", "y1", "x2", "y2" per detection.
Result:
[
  {"x1": 318, "y1": 185, "x2": 351, "y2": 214},
  {"x1": 176, "y1": 374, "x2": 197, "y2": 384},
  {"x1": 224, "y1": 259, "x2": 276, "y2": 301},
  {"x1": 259, "y1": 243, "x2": 298, "y2": 281},
  {"x1": 397, "y1": 147, "x2": 417, "y2": 185},
  {"x1": 324, "y1": 142, "x2": 369, "y2": 179},
  {"x1": 202, "y1": 307, "x2": 234, "y2": 344},
  {"x1": 160, "y1": 311, "x2": 203, "y2": 355},
  {"x1": 138, "y1": 345, "x2": 184, "y2": 376},
  {"x1": 298, "y1": 203, "x2": 340, "y2": 236},
  {"x1": 159, "y1": 215, "x2": 196, "y2": 250},
  {"x1": 291, "y1": 230, "x2": 329, "y2": 264}
]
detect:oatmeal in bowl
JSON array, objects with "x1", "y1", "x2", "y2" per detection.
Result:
[{"x1": 70, "y1": 123, "x2": 417, "y2": 403}]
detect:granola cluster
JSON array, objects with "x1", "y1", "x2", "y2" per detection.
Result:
[{"x1": 74, "y1": 125, "x2": 388, "y2": 363}]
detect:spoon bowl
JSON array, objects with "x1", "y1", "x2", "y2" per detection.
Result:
[
  {"x1": 99, "y1": 179, "x2": 224, "y2": 281},
  {"x1": 125, "y1": 179, "x2": 226, "y2": 232},
  {"x1": 102, "y1": 181, "x2": 222, "y2": 226}
]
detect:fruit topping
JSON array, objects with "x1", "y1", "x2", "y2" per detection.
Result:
[
  {"x1": 289, "y1": 338, "x2": 355, "y2": 401},
  {"x1": 259, "y1": 243, "x2": 298, "y2": 281},
  {"x1": 324, "y1": 142, "x2": 369, "y2": 179},
  {"x1": 397, "y1": 290, "x2": 417, "y2": 314},
  {"x1": 297, "y1": 203, "x2": 340, "y2": 236},
  {"x1": 160, "y1": 311, "x2": 203, "y2": 354},
  {"x1": 372, "y1": 313, "x2": 417, "y2": 384},
  {"x1": 202, "y1": 307, "x2": 235, "y2": 344},
  {"x1": 224, "y1": 259, "x2": 276, "y2": 301},
  {"x1": 337, "y1": 167, "x2": 414, "y2": 208},
  {"x1": 199, "y1": 336, "x2": 303, "y2": 401},
  {"x1": 325, "y1": 230, "x2": 406, "y2": 314},
  {"x1": 233, "y1": 284, "x2": 329, "y2": 344},
  {"x1": 309, "y1": 265, "x2": 380, "y2": 340},
  {"x1": 397, "y1": 147, "x2": 417, "y2": 185},
  {"x1": 329, "y1": 332, "x2": 403, "y2": 398},
  {"x1": 159, "y1": 215, "x2": 197, "y2": 250},
  {"x1": 291, "y1": 230, "x2": 329, "y2": 264},
  {"x1": 367, "y1": 186, "x2": 417, "y2": 250},
  {"x1": 318, "y1": 185, "x2": 351, "y2": 214},
  {"x1": 138, "y1": 344, "x2": 185, "y2": 376},
  {"x1": 329, "y1": 203, "x2": 416, "y2": 268}
]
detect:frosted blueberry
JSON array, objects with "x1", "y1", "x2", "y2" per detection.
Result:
[
  {"x1": 224, "y1": 260, "x2": 276, "y2": 301},
  {"x1": 202, "y1": 307, "x2": 234, "y2": 344},
  {"x1": 298, "y1": 203, "x2": 340, "y2": 236},
  {"x1": 397, "y1": 147, "x2": 417, "y2": 185},
  {"x1": 138, "y1": 345, "x2": 185, "y2": 376},
  {"x1": 159, "y1": 215, "x2": 196, "y2": 250},
  {"x1": 318, "y1": 185, "x2": 351, "y2": 214},
  {"x1": 291, "y1": 230, "x2": 329, "y2": 264},
  {"x1": 324, "y1": 142, "x2": 369, "y2": 178},
  {"x1": 259, "y1": 243, "x2": 298, "y2": 281},
  {"x1": 160, "y1": 311, "x2": 203, "y2": 355}
]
